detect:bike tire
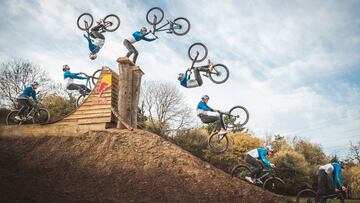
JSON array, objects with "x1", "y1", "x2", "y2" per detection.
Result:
[
  {"x1": 172, "y1": 17, "x2": 191, "y2": 36},
  {"x1": 209, "y1": 64, "x2": 229, "y2": 84},
  {"x1": 76, "y1": 94, "x2": 86, "y2": 108},
  {"x1": 263, "y1": 177, "x2": 286, "y2": 195},
  {"x1": 103, "y1": 14, "x2": 121, "y2": 32},
  {"x1": 146, "y1": 7, "x2": 164, "y2": 25},
  {"x1": 231, "y1": 164, "x2": 252, "y2": 180},
  {"x1": 32, "y1": 108, "x2": 50, "y2": 124},
  {"x1": 227, "y1": 106, "x2": 249, "y2": 128},
  {"x1": 296, "y1": 188, "x2": 317, "y2": 203},
  {"x1": 188, "y1": 42, "x2": 208, "y2": 62},
  {"x1": 77, "y1": 13, "x2": 93, "y2": 31},
  {"x1": 6, "y1": 110, "x2": 20, "y2": 125},
  {"x1": 92, "y1": 69, "x2": 102, "y2": 86},
  {"x1": 208, "y1": 132, "x2": 229, "y2": 153}
]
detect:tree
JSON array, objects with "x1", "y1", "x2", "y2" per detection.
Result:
[
  {"x1": 141, "y1": 81, "x2": 194, "y2": 136},
  {"x1": 293, "y1": 138, "x2": 328, "y2": 166},
  {"x1": 0, "y1": 59, "x2": 52, "y2": 108},
  {"x1": 348, "y1": 141, "x2": 360, "y2": 164}
]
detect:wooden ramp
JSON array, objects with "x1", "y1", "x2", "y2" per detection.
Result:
[{"x1": 0, "y1": 67, "x2": 119, "y2": 137}]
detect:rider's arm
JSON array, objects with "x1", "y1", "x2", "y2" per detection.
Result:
[
  {"x1": 32, "y1": 90, "x2": 37, "y2": 102},
  {"x1": 259, "y1": 149, "x2": 271, "y2": 167},
  {"x1": 83, "y1": 34, "x2": 91, "y2": 42},
  {"x1": 138, "y1": 32, "x2": 156, "y2": 41}
]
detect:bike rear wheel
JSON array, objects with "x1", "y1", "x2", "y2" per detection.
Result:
[
  {"x1": 146, "y1": 7, "x2": 164, "y2": 25},
  {"x1": 6, "y1": 110, "x2": 20, "y2": 125},
  {"x1": 77, "y1": 13, "x2": 93, "y2": 31},
  {"x1": 92, "y1": 69, "x2": 102, "y2": 86},
  {"x1": 188, "y1": 42, "x2": 208, "y2": 62},
  {"x1": 103, "y1": 14, "x2": 120, "y2": 32},
  {"x1": 76, "y1": 94, "x2": 86, "y2": 108},
  {"x1": 263, "y1": 177, "x2": 286, "y2": 195},
  {"x1": 227, "y1": 106, "x2": 249, "y2": 128},
  {"x1": 296, "y1": 188, "x2": 317, "y2": 203},
  {"x1": 32, "y1": 108, "x2": 50, "y2": 124},
  {"x1": 231, "y1": 164, "x2": 252, "y2": 180},
  {"x1": 208, "y1": 132, "x2": 229, "y2": 153},
  {"x1": 172, "y1": 17, "x2": 190, "y2": 36},
  {"x1": 209, "y1": 64, "x2": 229, "y2": 84}
]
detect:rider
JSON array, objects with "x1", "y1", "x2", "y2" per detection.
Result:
[
  {"x1": 83, "y1": 19, "x2": 106, "y2": 60},
  {"x1": 123, "y1": 27, "x2": 157, "y2": 64},
  {"x1": 244, "y1": 145, "x2": 275, "y2": 184},
  {"x1": 196, "y1": 95, "x2": 226, "y2": 135},
  {"x1": 178, "y1": 61, "x2": 214, "y2": 88},
  {"x1": 63, "y1": 65, "x2": 91, "y2": 94},
  {"x1": 317, "y1": 160, "x2": 348, "y2": 203},
  {"x1": 15, "y1": 82, "x2": 39, "y2": 120}
]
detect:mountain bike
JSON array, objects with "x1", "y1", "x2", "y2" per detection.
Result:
[
  {"x1": 146, "y1": 7, "x2": 190, "y2": 36},
  {"x1": 6, "y1": 99, "x2": 50, "y2": 125},
  {"x1": 188, "y1": 42, "x2": 229, "y2": 84},
  {"x1": 207, "y1": 106, "x2": 249, "y2": 153},
  {"x1": 75, "y1": 69, "x2": 101, "y2": 107},
  {"x1": 77, "y1": 13, "x2": 120, "y2": 33},
  {"x1": 296, "y1": 188, "x2": 346, "y2": 203},
  {"x1": 231, "y1": 164, "x2": 286, "y2": 195}
]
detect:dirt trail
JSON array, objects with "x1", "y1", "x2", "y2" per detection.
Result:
[{"x1": 0, "y1": 129, "x2": 289, "y2": 203}]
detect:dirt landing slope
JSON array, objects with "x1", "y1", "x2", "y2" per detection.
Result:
[{"x1": 0, "y1": 129, "x2": 289, "y2": 203}]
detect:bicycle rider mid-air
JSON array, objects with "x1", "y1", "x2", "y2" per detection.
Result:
[
  {"x1": 14, "y1": 82, "x2": 39, "y2": 121},
  {"x1": 178, "y1": 62, "x2": 213, "y2": 88},
  {"x1": 123, "y1": 27, "x2": 158, "y2": 64},
  {"x1": 317, "y1": 160, "x2": 348, "y2": 203},
  {"x1": 196, "y1": 95, "x2": 227, "y2": 135},
  {"x1": 63, "y1": 65, "x2": 91, "y2": 95},
  {"x1": 244, "y1": 145, "x2": 275, "y2": 184},
  {"x1": 83, "y1": 19, "x2": 106, "y2": 60}
]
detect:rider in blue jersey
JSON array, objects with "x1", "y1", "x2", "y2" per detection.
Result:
[
  {"x1": 244, "y1": 145, "x2": 275, "y2": 184},
  {"x1": 83, "y1": 19, "x2": 106, "y2": 60},
  {"x1": 123, "y1": 27, "x2": 157, "y2": 64},
  {"x1": 15, "y1": 81, "x2": 39, "y2": 120},
  {"x1": 317, "y1": 160, "x2": 348, "y2": 203},
  {"x1": 178, "y1": 60, "x2": 214, "y2": 88},
  {"x1": 62, "y1": 65, "x2": 90, "y2": 95}
]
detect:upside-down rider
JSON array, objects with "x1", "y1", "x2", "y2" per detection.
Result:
[
  {"x1": 63, "y1": 65, "x2": 91, "y2": 95},
  {"x1": 178, "y1": 60, "x2": 214, "y2": 88},
  {"x1": 317, "y1": 160, "x2": 348, "y2": 203},
  {"x1": 123, "y1": 27, "x2": 158, "y2": 64},
  {"x1": 244, "y1": 145, "x2": 275, "y2": 184},
  {"x1": 196, "y1": 95, "x2": 227, "y2": 135},
  {"x1": 14, "y1": 82, "x2": 39, "y2": 121},
  {"x1": 83, "y1": 19, "x2": 106, "y2": 60}
]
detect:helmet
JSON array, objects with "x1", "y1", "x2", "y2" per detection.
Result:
[
  {"x1": 201, "y1": 95, "x2": 209, "y2": 100},
  {"x1": 178, "y1": 73, "x2": 184, "y2": 80},
  {"x1": 340, "y1": 160, "x2": 348, "y2": 167},
  {"x1": 265, "y1": 145, "x2": 273, "y2": 152},
  {"x1": 89, "y1": 53, "x2": 97, "y2": 60},
  {"x1": 140, "y1": 27, "x2": 147, "y2": 33},
  {"x1": 62, "y1": 64, "x2": 70, "y2": 71},
  {"x1": 32, "y1": 81, "x2": 39, "y2": 86}
]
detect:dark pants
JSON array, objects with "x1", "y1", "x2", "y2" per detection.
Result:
[
  {"x1": 123, "y1": 39, "x2": 138, "y2": 63},
  {"x1": 193, "y1": 66, "x2": 208, "y2": 86},
  {"x1": 245, "y1": 154, "x2": 264, "y2": 179},
  {"x1": 90, "y1": 24, "x2": 105, "y2": 39},
  {"x1": 17, "y1": 98, "x2": 33, "y2": 117},
  {"x1": 198, "y1": 114, "x2": 224, "y2": 132},
  {"x1": 67, "y1": 83, "x2": 90, "y2": 95},
  {"x1": 317, "y1": 169, "x2": 335, "y2": 203}
]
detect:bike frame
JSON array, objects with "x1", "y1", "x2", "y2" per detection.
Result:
[{"x1": 152, "y1": 17, "x2": 182, "y2": 34}]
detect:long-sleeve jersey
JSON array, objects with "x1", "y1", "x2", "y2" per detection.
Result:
[
  {"x1": 18, "y1": 86, "x2": 37, "y2": 101},
  {"x1": 319, "y1": 162, "x2": 344, "y2": 188},
  {"x1": 196, "y1": 100, "x2": 214, "y2": 115},
  {"x1": 83, "y1": 34, "x2": 104, "y2": 54},
  {"x1": 247, "y1": 148, "x2": 271, "y2": 167},
  {"x1": 63, "y1": 71, "x2": 87, "y2": 87},
  {"x1": 180, "y1": 71, "x2": 191, "y2": 87},
  {"x1": 126, "y1": 31, "x2": 156, "y2": 44}
]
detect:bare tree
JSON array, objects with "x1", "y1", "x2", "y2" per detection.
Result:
[
  {"x1": 348, "y1": 141, "x2": 360, "y2": 164},
  {"x1": 0, "y1": 59, "x2": 52, "y2": 108},
  {"x1": 141, "y1": 81, "x2": 194, "y2": 136}
]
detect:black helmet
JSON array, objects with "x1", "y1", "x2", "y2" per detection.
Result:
[
  {"x1": 62, "y1": 64, "x2": 70, "y2": 71},
  {"x1": 201, "y1": 95, "x2": 209, "y2": 100}
]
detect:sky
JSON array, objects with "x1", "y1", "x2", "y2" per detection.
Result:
[{"x1": 0, "y1": 0, "x2": 359, "y2": 158}]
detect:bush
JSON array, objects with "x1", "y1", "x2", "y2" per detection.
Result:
[
  {"x1": 294, "y1": 139, "x2": 328, "y2": 166},
  {"x1": 349, "y1": 166, "x2": 360, "y2": 199},
  {"x1": 42, "y1": 95, "x2": 76, "y2": 121},
  {"x1": 171, "y1": 128, "x2": 208, "y2": 158}
]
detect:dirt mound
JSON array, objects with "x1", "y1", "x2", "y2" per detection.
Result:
[{"x1": 0, "y1": 129, "x2": 289, "y2": 203}]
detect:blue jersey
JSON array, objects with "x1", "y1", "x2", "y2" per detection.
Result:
[
  {"x1": 331, "y1": 162, "x2": 344, "y2": 188},
  {"x1": 257, "y1": 148, "x2": 271, "y2": 167},
  {"x1": 63, "y1": 71, "x2": 87, "y2": 80},
  {"x1": 132, "y1": 31, "x2": 156, "y2": 42},
  {"x1": 20, "y1": 86, "x2": 37, "y2": 101},
  {"x1": 197, "y1": 101, "x2": 214, "y2": 112},
  {"x1": 83, "y1": 34, "x2": 100, "y2": 54},
  {"x1": 180, "y1": 71, "x2": 190, "y2": 87}
]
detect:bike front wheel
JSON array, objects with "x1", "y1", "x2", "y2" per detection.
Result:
[
  {"x1": 227, "y1": 106, "x2": 250, "y2": 128},
  {"x1": 103, "y1": 14, "x2": 120, "y2": 32},
  {"x1": 263, "y1": 177, "x2": 286, "y2": 195},
  {"x1": 188, "y1": 42, "x2": 208, "y2": 62},
  {"x1": 172, "y1": 17, "x2": 190, "y2": 36},
  {"x1": 77, "y1": 13, "x2": 93, "y2": 31},
  {"x1": 92, "y1": 69, "x2": 102, "y2": 86},
  {"x1": 231, "y1": 164, "x2": 252, "y2": 180},
  {"x1": 32, "y1": 108, "x2": 50, "y2": 124},
  {"x1": 146, "y1": 7, "x2": 164, "y2": 25},
  {"x1": 296, "y1": 188, "x2": 317, "y2": 203},
  {"x1": 6, "y1": 110, "x2": 20, "y2": 125},
  {"x1": 209, "y1": 64, "x2": 229, "y2": 84},
  {"x1": 208, "y1": 132, "x2": 229, "y2": 153}
]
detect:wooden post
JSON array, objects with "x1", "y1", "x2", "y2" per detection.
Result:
[{"x1": 116, "y1": 57, "x2": 144, "y2": 129}]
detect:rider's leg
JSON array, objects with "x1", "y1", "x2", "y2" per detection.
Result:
[
  {"x1": 193, "y1": 67, "x2": 203, "y2": 86},
  {"x1": 90, "y1": 25, "x2": 105, "y2": 39},
  {"x1": 245, "y1": 154, "x2": 263, "y2": 180},
  {"x1": 317, "y1": 169, "x2": 327, "y2": 203},
  {"x1": 17, "y1": 99, "x2": 28, "y2": 118},
  {"x1": 199, "y1": 115, "x2": 220, "y2": 129},
  {"x1": 133, "y1": 47, "x2": 139, "y2": 64},
  {"x1": 123, "y1": 39, "x2": 134, "y2": 58},
  {"x1": 68, "y1": 83, "x2": 88, "y2": 94}
]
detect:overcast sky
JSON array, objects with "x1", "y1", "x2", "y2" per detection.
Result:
[{"x1": 0, "y1": 0, "x2": 359, "y2": 158}]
